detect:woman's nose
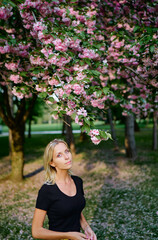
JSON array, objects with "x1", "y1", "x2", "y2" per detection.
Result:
[{"x1": 64, "y1": 153, "x2": 69, "y2": 159}]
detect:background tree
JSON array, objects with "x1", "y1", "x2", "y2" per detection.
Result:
[{"x1": 0, "y1": 0, "x2": 157, "y2": 180}]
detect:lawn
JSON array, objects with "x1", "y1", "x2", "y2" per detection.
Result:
[{"x1": 0, "y1": 128, "x2": 158, "y2": 240}]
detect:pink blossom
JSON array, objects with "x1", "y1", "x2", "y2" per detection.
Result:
[
  {"x1": 30, "y1": 55, "x2": 48, "y2": 66},
  {"x1": 10, "y1": 74, "x2": 23, "y2": 84},
  {"x1": 140, "y1": 94, "x2": 146, "y2": 99},
  {"x1": 91, "y1": 136, "x2": 101, "y2": 145},
  {"x1": 52, "y1": 114, "x2": 58, "y2": 120},
  {"x1": 86, "y1": 20, "x2": 96, "y2": 28},
  {"x1": 53, "y1": 39, "x2": 68, "y2": 52},
  {"x1": 33, "y1": 21, "x2": 47, "y2": 32},
  {"x1": 75, "y1": 116, "x2": 83, "y2": 126},
  {"x1": 86, "y1": 10, "x2": 96, "y2": 17},
  {"x1": 77, "y1": 108, "x2": 87, "y2": 117},
  {"x1": 54, "y1": 88, "x2": 64, "y2": 98},
  {"x1": 95, "y1": 35, "x2": 103, "y2": 41},
  {"x1": 48, "y1": 78, "x2": 59, "y2": 86},
  {"x1": 69, "y1": 39, "x2": 81, "y2": 51},
  {"x1": 0, "y1": 45, "x2": 10, "y2": 54},
  {"x1": 76, "y1": 72, "x2": 87, "y2": 81},
  {"x1": 25, "y1": 93, "x2": 33, "y2": 98},
  {"x1": 72, "y1": 20, "x2": 80, "y2": 27},
  {"x1": 73, "y1": 64, "x2": 88, "y2": 72},
  {"x1": 36, "y1": 85, "x2": 44, "y2": 92},
  {"x1": 5, "y1": 61, "x2": 19, "y2": 72},
  {"x1": 145, "y1": 103, "x2": 151, "y2": 109},
  {"x1": 89, "y1": 129, "x2": 100, "y2": 136},
  {"x1": 68, "y1": 101, "x2": 76, "y2": 109},
  {"x1": 135, "y1": 83, "x2": 142, "y2": 88},
  {"x1": 64, "y1": 85, "x2": 72, "y2": 95},
  {"x1": 66, "y1": 109, "x2": 74, "y2": 116},
  {"x1": 73, "y1": 84, "x2": 83, "y2": 95},
  {"x1": 117, "y1": 23, "x2": 123, "y2": 28},
  {"x1": 87, "y1": 28, "x2": 94, "y2": 34},
  {"x1": 122, "y1": 112, "x2": 128, "y2": 116},
  {"x1": 79, "y1": 48, "x2": 99, "y2": 59},
  {"x1": 111, "y1": 84, "x2": 118, "y2": 90},
  {"x1": 12, "y1": 87, "x2": 24, "y2": 99},
  {"x1": 0, "y1": 6, "x2": 13, "y2": 20}
]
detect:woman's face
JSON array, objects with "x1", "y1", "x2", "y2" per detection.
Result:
[{"x1": 50, "y1": 142, "x2": 72, "y2": 171}]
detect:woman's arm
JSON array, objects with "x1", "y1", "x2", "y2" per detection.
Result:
[
  {"x1": 32, "y1": 208, "x2": 88, "y2": 240},
  {"x1": 80, "y1": 212, "x2": 97, "y2": 240}
]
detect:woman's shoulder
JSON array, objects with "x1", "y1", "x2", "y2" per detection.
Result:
[
  {"x1": 38, "y1": 182, "x2": 56, "y2": 193},
  {"x1": 71, "y1": 175, "x2": 83, "y2": 183}
]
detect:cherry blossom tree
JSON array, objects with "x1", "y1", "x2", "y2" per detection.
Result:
[
  {"x1": 97, "y1": 0, "x2": 158, "y2": 157},
  {"x1": 0, "y1": 0, "x2": 111, "y2": 181},
  {"x1": 0, "y1": 0, "x2": 157, "y2": 180}
]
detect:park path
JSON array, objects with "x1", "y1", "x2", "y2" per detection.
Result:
[{"x1": 0, "y1": 130, "x2": 81, "y2": 137}]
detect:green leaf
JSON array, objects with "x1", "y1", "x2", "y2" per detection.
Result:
[
  {"x1": 20, "y1": 72, "x2": 28, "y2": 77},
  {"x1": 84, "y1": 59, "x2": 91, "y2": 65},
  {"x1": 2, "y1": 0, "x2": 17, "y2": 7},
  {"x1": 84, "y1": 118, "x2": 91, "y2": 125},
  {"x1": 96, "y1": 90, "x2": 102, "y2": 97},
  {"x1": 51, "y1": 111, "x2": 58, "y2": 115},
  {"x1": 38, "y1": 92, "x2": 47, "y2": 99},
  {"x1": 81, "y1": 124, "x2": 90, "y2": 133},
  {"x1": 91, "y1": 70, "x2": 101, "y2": 76},
  {"x1": 63, "y1": 70, "x2": 70, "y2": 76},
  {"x1": 103, "y1": 87, "x2": 109, "y2": 95},
  {"x1": 133, "y1": 26, "x2": 140, "y2": 33},
  {"x1": 149, "y1": 45, "x2": 155, "y2": 53},
  {"x1": 80, "y1": 31, "x2": 86, "y2": 39}
]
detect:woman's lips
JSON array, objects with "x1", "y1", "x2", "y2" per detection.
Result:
[{"x1": 65, "y1": 161, "x2": 71, "y2": 165}]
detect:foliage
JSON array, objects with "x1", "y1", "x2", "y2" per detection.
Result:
[{"x1": 1, "y1": 0, "x2": 157, "y2": 144}]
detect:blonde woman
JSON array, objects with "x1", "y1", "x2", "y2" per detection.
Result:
[{"x1": 32, "y1": 139, "x2": 97, "y2": 240}]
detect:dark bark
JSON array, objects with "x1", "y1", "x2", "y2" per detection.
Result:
[
  {"x1": 64, "y1": 115, "x2": 76, "y2": 155},
  {"x1": 9, "y1": 124, "x2": 25, "y2": 181},
  {"x1": 28, "y1": 117, "x2": 32, "y2": 138},
  {"x1": 107, "y1": 108, "x2": 119, "y2": 150},
  {"x1": 125, "y1": 114, "x2": 137, "y2": 159},
  {"x1": 79, "y1": 132, "x2": 89, "y2": 142},
  {"x1": 152, "y1": 111, "x2": 157, "y2": 150},
  {"x1": 134, "y1": 119, "x2": 140, "y2": 132},
  {"x1": 62, "y1": 118, "x2": 66, "y2": 136},
  {"x1": 0, "y1": 87, "x2": 37, "y2": 181}
]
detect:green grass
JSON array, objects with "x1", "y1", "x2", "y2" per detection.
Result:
[
  {"x1": 0, "y1": 120, "x2": 153, "y2": 133},
  {"x1": 0, "y1": 128, "x2": 158, "y2": 240},
  {"x1": 0, "y1": 121, "x2": 111, "y2": 133}
]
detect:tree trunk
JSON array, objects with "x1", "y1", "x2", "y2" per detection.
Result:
[
  {"x1": 28, "y1": 117, "x2": 32, "y2": 138},
  {"x1": 9, "y1": 124, "x2": 25, "y2": 181},
  {"x1": 152, "y1": 111, "x2": 157, "y2": 150},
  {"x1": 125, "y1": 114, "x2": 137, "y2": 159},
  {"x1": 79, "y1": 132, "x2": 88, "y2": 142},
  {"x1": 107, "y1": 108, "x2": 119, "y2": 150},
  {"x1": 62, "y1": 118, "x2": 66, "y2": 136},
  {"x1": 64, "y1": 115, "x2": 76, "y2": 155},
  {"x1": 134, "y1": 118, "x2": 140, "y2": 132}
]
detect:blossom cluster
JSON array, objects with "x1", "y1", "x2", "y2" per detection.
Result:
[
  {"x1": 0, "y1": 6, "x2": 13, "y2": 20},
  {"x1": 0, "y1": 0, "x2": 157, "y2": 144}
]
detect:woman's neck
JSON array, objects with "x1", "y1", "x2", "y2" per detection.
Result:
[{"x1": 55, "y1": 170, "x2": 71, "y2": 183}]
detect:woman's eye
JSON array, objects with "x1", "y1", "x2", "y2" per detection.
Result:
[{"x1": 65, "y1": 149, "x2": 69, "y2": 153}]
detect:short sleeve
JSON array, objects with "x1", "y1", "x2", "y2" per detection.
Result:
[
  {"x1": 73, "y1": 175, "x2": 85, "y2": 196},
  {"x1": 80, "y1": 177, "x2": 84, "y2": 195},
  {"x1": 36, "y1": 185, "x2": 51, "y2": 211}
]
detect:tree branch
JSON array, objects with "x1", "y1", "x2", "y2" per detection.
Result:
[{"x1": 22, "y1": 94, "x2": 37, "y2": 123}]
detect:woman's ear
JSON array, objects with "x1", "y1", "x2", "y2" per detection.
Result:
[{"x1": 50, "y1": 160, "x2": 56, "y2": 167}]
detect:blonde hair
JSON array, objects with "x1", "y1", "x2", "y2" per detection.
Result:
[{"x1": 44, "y1": 139, "x2": 72, "y2": 185}]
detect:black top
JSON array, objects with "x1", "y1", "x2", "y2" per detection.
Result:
[{"x1": 36, "y1": 175, "x2": 86, "y2": 232}]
